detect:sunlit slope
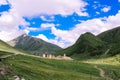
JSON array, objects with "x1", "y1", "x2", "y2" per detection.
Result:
[
  {"x1": 3, "y1": 54, "x2": 103, "y2": 80},
  {"x1": 83, "y1": 54, "x2": 120, "y2": 80},
  {"x1": 0, "y1": 40, "x2": 26, "y2": 54}
]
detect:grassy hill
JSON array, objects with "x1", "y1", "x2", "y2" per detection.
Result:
[
  {"x1": 60, "y1": 32, "x2": 107, "y2": 59},
  {"x1": 0, "y1": 40, "x2": 27, "y2": 55},
  {"x1": 98, "y1": 26, "x2": 120, "y2": 55},
  {"x1": 60, "y1": 27, "x2": 120, "y2": 59}
]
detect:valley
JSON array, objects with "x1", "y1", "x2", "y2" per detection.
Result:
[{"x1": 0, "y1": 27, "x2": 120, "y2": 80}]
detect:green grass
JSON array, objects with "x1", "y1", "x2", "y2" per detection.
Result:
[
  {"x1": 83, "y1": 54, "x2": 120, "y2": 80},
  {"x1": 0, "y1": 40, "x2": 30, "y2": 55},
  {"x1": 99, "y1": 64, "x2": 120, "y2": 80},
  {"x1": 2, "y1": 54, "x2": 102, "y2": 80},
  {"x1": 0, "y1": 51, "x2": 13, "y2": 57},
  {"x1": 0, "y1": 53, "x2": 119, "y2": 80}
]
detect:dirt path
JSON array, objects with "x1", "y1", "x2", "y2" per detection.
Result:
[
  {"x1": 0, "y1": 53, "x2": 18, "y2": 59},
  {"x1": 94, "y1": 65, "x2": 105, "y2": 77},
  {"x1": 94, "y1": 65, "x2": 113, "y2": 80}
]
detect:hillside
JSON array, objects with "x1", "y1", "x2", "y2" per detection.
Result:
[
  {"x1": 98, "y1": 26, "x2": 120, "y2": 43},
  {"x1": 60, "y1": 32, "x2": 107, "y2": 59},
  {"x1": 60, "y1": 27, "x2": 120, "y2": 59},
  {"x1": 0, "y1": 40, "x2": 26, "y2": 54},
  {"x1": 98, "y1": 26, "x2": 120, "y2": 55},
  {"x1": 7, "y1": 34, "x2": 62, "y2": 55}
]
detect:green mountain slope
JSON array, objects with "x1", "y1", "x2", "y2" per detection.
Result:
[
  {"x1": 0, "y1": 40, "x2": 26, "y2": 54},
  {"x1": 98, "y1": 26, "x2": 120, "y2": 43},
  {"x1": 8, "y1": 34, "x2": 62, "y2": 55},
  {"x1": 60, "y1": 27, "x2": 120, "y2": 59},
  {"x1": 60, "y1": 32, "x2": 106, "y2": 58},
  {"x1": 98, "y1": 26, "x2": 120, "y2": 55}
]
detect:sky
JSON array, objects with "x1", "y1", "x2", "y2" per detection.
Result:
[{"x1": 0, "y1": 0, "x2": 120, "y2": 48}]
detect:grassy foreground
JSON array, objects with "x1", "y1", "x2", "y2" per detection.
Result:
[
  {"x1": 83, "y1": 54, "x2": 120, "y2": 80},
  {"x1": 2, "y1": 54, "x2": 101, "y2": 80},
  {"x1": 0, "y1": 51, "x2": 119, "y2": 80}
]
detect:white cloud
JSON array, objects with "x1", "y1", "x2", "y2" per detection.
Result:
[
  {"x1": 0, "y1": 30, "x2": 25, "y2": 41},
  {"x1": 41, "y1": 23, "x2": 56, "y2": 29},
  {"x1": 36, "y1": 34, "x2": 49, "y2": 42},
  {"x1": 8, "y1": 0, "x2": 88, "y2": 16},
  {"x1": 0, "y1": 0, "x2": 7, "y2": 5},
  {"x1": 0, "y1": 11, "x2": 29, "y2": 41},
  {"x1": 22, "y1": 23, "x2": 57, "y2": 34},
  {"x1": 49, "y1": 38, "x2": 69, "y2": 48},
  {"x1": 0, "y1": 0, "x2": 88, "y2": 43},
  {"x1": 40, "y1": 16, "x2": 54, "y2": 22},
  {"x1": 96, "y1": 12, "x2": 100, "y2": 15},
  {"x1": 36, "y1": 34, "x2": 69, "y2": 48},
  {"x1": 101, "y1": 6, "x2": 111, "y2": 12},
  {"x1": 33, "y1": 11, "x2": 120, "y2": 48},
  {"x1": 44, "y1": 11, "x2": 120, "y2": 48}
]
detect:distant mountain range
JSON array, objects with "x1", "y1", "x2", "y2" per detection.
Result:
[
  {"x1": 7, "y1": 34, "x2": 62, "y2": 55},
  {"x1": 60, "y1": 26, "x2": 120, "y2": 59}
]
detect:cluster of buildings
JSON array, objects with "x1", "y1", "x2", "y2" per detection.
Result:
[{"x1": 41, "y1": 53, "x2": 73, "y2": 60}]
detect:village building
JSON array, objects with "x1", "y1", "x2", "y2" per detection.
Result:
[{"x1": 41, "y1": 53, "x2": 73, "y2": 60}]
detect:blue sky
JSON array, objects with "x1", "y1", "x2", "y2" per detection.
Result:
[{"x1": 0, "y1": 0, "x2": 120, "y2": 48}]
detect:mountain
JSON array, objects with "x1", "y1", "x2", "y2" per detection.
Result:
[
  {"x1": 60, "y1": 27, "x2": 120, "y2": 59},
  {"x1": 7, "y1": 34, "x2": 62, "y2": 55},
  {"x1": 98, "y1": 26, "x2": 120, "y2": 55},
  {"x1": 98, "y1": 26, "x2": 120, "y2": 43},
  {"x1": 60, "y1": 32, "x2": 106, "y2": 58}
]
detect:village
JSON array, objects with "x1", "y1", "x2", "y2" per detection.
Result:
[{"x1": 40, "y1": 53, "x2": 73, "y2": 60}]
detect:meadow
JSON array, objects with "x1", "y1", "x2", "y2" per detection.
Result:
[{"x1": 0, "y1": 54, "x2": 119, "y2": 80}]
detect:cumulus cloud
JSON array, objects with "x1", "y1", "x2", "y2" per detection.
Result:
[
  {"x1": 36, "y1": 33, "x2": 70, "y2": 48},
  {"x1": 0, "y1": 0, "x2": 120, "y2": 48},
  {"x1": 36, "y1": 34, "x2": 49, "y2": 42},
  {"x1": 96, "y1": 12, "x2": 100, "y2": 15},
  {"x1": 37, "y1": 11, "x2": 120, "y2": 48},
  {"x1": 0, "y1": 0, "x2": 8, "y2": 5},
  {"x1": 0, "y1": 11, "x2": 29, "y2": 41},
  {"x1": 40, "y1": 16, "x2": 54, "y2": 22},
  {"x1": 8, "y1": 0, "x2": 88, "y2": 16},
  {"x1": 0, "y1": 0, "x2": 89, "y2": 42},
  {"x1": 101, "y1": 6, "x2": 111, "y2": 12},
  {"x1": 41, "y1": 23, "x2": 56, "y2": 29},
  {"x1": 0, "y1": 30, "x2": 24, "y2": 41}
]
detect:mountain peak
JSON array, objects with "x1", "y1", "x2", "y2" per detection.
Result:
[
  {"x1": 22, "y1": 34, "x2": 28, "y2": 37},
  {"x1": 60, "y1": 31, "x2": 105, "y2": 57},
  {"x1": 84, "y1": 32, "x2": 93, "y2": 35},
  {"x1": 7, "y1": 34, "x2": 62, "y2": 55}
]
